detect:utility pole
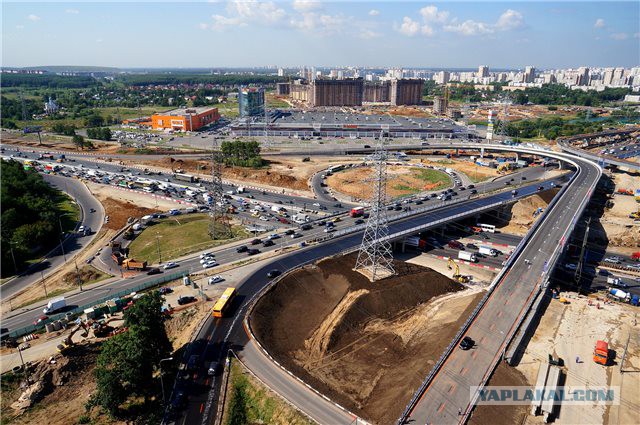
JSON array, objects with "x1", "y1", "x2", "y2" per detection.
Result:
[
  {"x1": 354, "y1": 132, "x2": 396, "y2": 282},
  {"x1": 9, "y1": 244, "x2": 18, "y2": 275},
  {"x1": 58, "y1": 215, "x2": 67, "y2": 261},
  {"x1": 155, "y1": 234, "x2": 162, "y2": 264},
  {"x1": 74, "y1": 258, "x2": 83, "y2": 291},
  {"x1": 208, "y1": 136, "x2": 232, "y2": 240},
  {"x1": 40, "y1": 271, "x2": 48, "y2": 297},
  {"x1": 575, "y1": 217, "x2": 591, "y2": 291}
]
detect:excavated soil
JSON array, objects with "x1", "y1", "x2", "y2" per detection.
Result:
[
  {"x1": 500, "y1": 188, "x2": 559, "y2": 236},
  {"x1": 468, "y1": 362, "x2": 529, "y2": 425},
  {"x1": 251, "y1": 254, "x2": 484, "y2": 424}
]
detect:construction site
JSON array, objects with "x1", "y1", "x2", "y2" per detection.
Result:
[{"x1": 250, "y1": 254, "x2": 484, "y2": 424}]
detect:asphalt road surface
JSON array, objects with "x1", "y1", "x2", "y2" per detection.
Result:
[{"x1": 1, "y1": 174, "x2": 104, "y2": 299}]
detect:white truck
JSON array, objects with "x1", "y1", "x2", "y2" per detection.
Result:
[
  {"x1": 607, "y1": 276, "x2": 628, "y2": 288},
  {"x1": 293, "y1": 213, "x2": 310, "y2": 224},
  {"x1": 43, "y1": 297, "x2": 66, "y2": 314},
  {"x1": 458, "y1": 251, "x2": 477, "y2": 262},
  {"x1": 237, "y1": 187, "x2": 245, "y2": 193},
  {"x1": 479, "y1": 246, "x2": 498, "y2": 257}
]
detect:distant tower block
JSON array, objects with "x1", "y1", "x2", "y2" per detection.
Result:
[
  {"x1": 486, "y1": 110, "x2": 494, "y2": 140},
  {"x1": 354, "y1": 136, "x2": 396, "y2": 282}
]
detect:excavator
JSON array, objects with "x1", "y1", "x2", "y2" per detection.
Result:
[
  {"x1": 447, "y1": 258, "x2": 470, "y2": 284},
  {"x1": 57, "y1": 318, "x2": 122, "y2": 354},
  {"x1": 57, "y1": 321, "x2": 89, "y2": 354}
]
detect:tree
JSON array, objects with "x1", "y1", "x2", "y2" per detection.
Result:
[
  {"x1": 84, "y1": 113, "x2": 105, "y2": 127},
  {"x1": 72, "y1": 134, "x2": 85, "y2": 150}
]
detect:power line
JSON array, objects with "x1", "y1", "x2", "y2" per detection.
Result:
[{"x1": 354, "y1": 133, "x2": 396, "y2": 282}]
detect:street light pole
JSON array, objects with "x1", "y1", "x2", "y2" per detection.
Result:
[
  {"x1": 74, "y1": 258, "x2": 83, "y2": 291},
  {"x1": 155, "y1": 234, "x2": 162, "y2": 264},
  {"x1": 9, "y1": 244, "x2": 18, "y2": 275},
  {"x1": 40, "y1": 271, "x2": 48, "y2": 297},
  {"x1": 159, "y1": 357, "x2": 174, "y2": 406}
]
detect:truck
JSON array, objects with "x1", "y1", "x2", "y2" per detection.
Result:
[
  {"x1": 593, "y1": 340, "x2": 609, "y2": 365},
  {"x1": 631, "y1": 251, "x2": 640, "y2": 261},
  {"x1": 237, "y1": 187, "x2": 245, "y2": 194},
  {"x1": 607, "y1": 276, "x2": 628, "y2": 288},
  {"x1": 458, "y1": 251, "x2": 477, "y2": 262},
  {"x1": 122, "y1": 259, "x2": 147, "y2": 271},
  {"x1": 43, "y1": 297, "x2": 66, "y2": 315},
  {"x1": 292, "y1": 213, "x2": 310, "y2": 224},
  {"x1": 479, "y1": 246, "x2": 498, "y2": 257},
  {"x1": 404, "y1": 236, "x2": 427, "y2": 251},
  {"x1": 350, "y1": 207, "x2": 365, "y2": 218},
  {"x1": 174, "y1": 173, "x2": 198, "y2": 183}
]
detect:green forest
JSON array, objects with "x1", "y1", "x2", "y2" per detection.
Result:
[{"x1": 0, "y1": 160, "x2": 78, "y2": 276}]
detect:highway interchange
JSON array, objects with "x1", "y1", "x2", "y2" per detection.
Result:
[{"x1": 1, "y1": 140, "x2": 607, "y2": 425}]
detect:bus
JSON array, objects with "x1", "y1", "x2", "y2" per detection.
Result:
[
  {"x1": 212, "y1": 287, "x2": 236, "y2": 318},
  {"x1": 478, "y1": 223, "x2": 496, "y2": 233}
]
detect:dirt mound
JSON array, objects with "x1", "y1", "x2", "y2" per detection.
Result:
[
  {"x1": 251, "y1": 254, "x2": 483, "y2": 424},
  {"x1": 501, "y1": 189, "x2": 559, "y2": 235},
  {"x1": 99, "y1": 197, "x2": 159, "y2": 230}
]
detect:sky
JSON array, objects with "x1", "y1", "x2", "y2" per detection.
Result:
[{"x1": 2, "y1": 1, "x2": 639, "y2": 69}]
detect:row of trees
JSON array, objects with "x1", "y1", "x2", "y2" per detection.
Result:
[
  {"x1": 220, "y1": 140, "x2": 265, "y2": 168},
  {"x1": 1, "y1": 73, "x2": 99, "y2": 88},
  {"x1": 0, "y1": 160, "x2": 69, "y2": 276},
  {"x1": 502, "y1": 116, "x2": 610, "y2": 140},
  {"x1": 115, "y1": 73, "x2": 286, "y2": 87},
  {"x1": 89, "y1": 292, "x2": 172, "y2": 418},
  {"x1": 86, "y1": 127, "x2": 112, "y2": 140},
  {"x1": 511, "y1": 84, "x2": 633, "y2": 106}
]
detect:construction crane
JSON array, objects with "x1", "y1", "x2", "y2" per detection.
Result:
[{"x1": 447, "y1": 257, "x2": 470, "y2": 284}]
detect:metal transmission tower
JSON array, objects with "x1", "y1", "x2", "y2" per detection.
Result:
[
  {"x1": 208, "y1": 138, "x2": 232, "y2": 240},
  {"x1": 354, "y1": 136, "x2": 396, "y2": 282}
]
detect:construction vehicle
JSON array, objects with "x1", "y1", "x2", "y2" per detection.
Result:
[
  {"x1": 632, "y1": 252, "x2": 640, "y2": 261},
  {"x1": 629, "y1": 211, "x2": 640, "y2": 219},
  {"x1": 497, "y1": 162, "x2": 516, "y2": 173},
  {"x1": 593, "y1": 340, "x2": 609, "y2": 365},
  {"x1": 447, "y1": 258, "x2": 470, "y2": 283},
  {"x1": 617, "y1": 188, "x2": 633, "y2": 196},
  {"x1": 122, "y1": 258, "x2": 147, "y2": 271},
  {"x1": 57, "y1": 321, "x2": 89, "y2": 354}
]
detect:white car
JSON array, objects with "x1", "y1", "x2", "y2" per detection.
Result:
[
  {"x1": 259, "y1": 216, "x2": 269, "y2": 221},
  {"x1": 78, "y1": 225, "x2": 85, "y2": 233},
  {"x1": 312, "y1": 202, "x2": 321, "y2": 207},
  {"x1": 202, "y1": 261, "x2": 217, "y2": 269},
  {"x1": 200, "y1": 252, "x2": 213, "y2": 259},
  {"x1": 564, "y1": 263, "x2": 577, "y2": 271},
  {"x1": 208, "y1": 275, "x2": 224, "y2": 284},
  {"x1": 199, "y1": 257, "x2": 214, "y2": 264},
  {"x1": 163, "y1": 262, "x2": 179, "y2": 270}
]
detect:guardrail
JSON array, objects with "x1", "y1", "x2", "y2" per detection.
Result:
[
  {"x1": 395, "y1": 156, "x2": 590, "y2": 424},
  {"x1": 4, "y1": 271, "x2": 185, "y2": 338}
]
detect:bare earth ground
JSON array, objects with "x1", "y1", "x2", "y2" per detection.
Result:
[
  {"x1": 251, "y1": 253, "x2": 485, "y2": 424},
  {"x1": 512, "y1": 291, "x2": 640, "y2": 425},
  {"x1": 326, "y1": 165, "x2": 450, "y2": 200},
  {"x1": 601, "y1": 170, "x2": 640, "y2": 252},
  {"x1": 498, "y1": 189, "x2": 559, "y2": 236},
  {"x1": 414, "y1": 157, "x2": 503, "y2": 181}
]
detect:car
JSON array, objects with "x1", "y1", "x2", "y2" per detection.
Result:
[
  {"x1": 267, "y1": 269, "x2": 281, "y2": 278},
  {"x1": 247, "y1": 248, "x2": 260, "y2": 255},
  {"x1": 78, "y1": 225, "x2": 85, "y2": 233},
  {"x1": 208, "y1": 275, "x2": 224, "y2": 284},
  {"x1": 208, "y1": 362, "x2": 219, "y2": 376},
  {"x1": 354, "y1": 219, "x2": 365, "y2": 225},
  {"x1": 202, "y1": 261, "x2": 217, "y2": 269},
  {"x1": 564, "y1": 263, "x2": 577, "y2": 271},
  {"x1": 284, "y1": 229, "x2": 295, "y2": 235},
  {"x1": 146, "y1": 268, "x2": 162, "y2": 275},
  {"x1": 459, "y1": 336, "x2": 474, "y2": 350},
  {"x1": 465, "y1": 243, "x2": 478, "y2": 250},
  {"x1": 416, "y1": 200, "x2": 423, "y2": 205},
  {"x1": 394, "y1": 205, "x2": 402, "y2": 211},
  {"x1": 163, "y1": 262, "x2": 179, "y2": 270},
  {"x1": 537, "y1": 186, "x2": 544, "y2": 191},
  {"x1": 200, "y1": 252, "x2": 213, "y2": 259},
  {"x1": 177, "y1": 296, "x2": 197, "y2": 306},
  {"x1": 468, "y1": 184, "x2": 475, "y2": 189},
  {"x1": 89, "y1": 208, "x2": 96, "y2": 213},
  {"x1": 250, "y1": 238, "x2": 262, "y2": 245},
  {"x1": 291, "y1": 232, "x2": 303, "y2": 238},
  {"x1": 263, "y1": 239, "x2": 275, "y2": 247},
  {"x1": 604, "y1": 257, "x2": 623, "y2": 264},
  {"x1": 470, "y1": 189, "x2": 478, "y2": 194},
  {"x1": 504, "y1": 181, "x2": 511, "y2": 185},
  {"x1": 259, "y1": 215, "x2": 269, "y2": 221},
  {"x1": 300, "y1": 224, "x2": 312, "y2": 231},
  {"x1": 200, "y1": 257, "x2": 214, "y2": 264},
  {"x1": 324, "y1": 227, "x2": 336, "y2": 233},
  {"x1": 158, "y1": 287, "x2": 173, "y2": 295},
  {"x1": 268, "y1": 233, "x2": 281, "y2": 240},
  {"x1": 236, "y1": 245, "x2": 248, "y2": 253},
  {"x1": 33, "y1": 315, "x2": 48, "y2": 326}
]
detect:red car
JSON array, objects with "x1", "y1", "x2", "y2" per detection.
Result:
[{"x1": 33, "y1": 315, "x2": 48, "y2": 326}]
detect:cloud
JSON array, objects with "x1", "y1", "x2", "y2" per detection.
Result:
[
  {"x1": 419, "y1": 5, "x2": 449, "y2": 24},
  {"x1": 198, "y1": 22, "x2": 209, "y2": 30},
  {"x1": 368, "y1": 9, "x2": 379, "y2": 17},
  {"x1": 16, "y1": 24, "x2": 24, "y2": 29},
  {"x1": 594, "y1": 18, "x2": 605, "y2": 29},
  {"x1": 292, "y1": 0, "x2": 321, "y2": 12},
  {"x1": 65, "y1": 9, "x2": 80, "y2": 15},
  {"x1": 27, "y1": 14, "x2": 41, "y2": 21},
  {"x1": 610, "y1": 32, "x2": 629, "y2": 40},
  {"x1": 397, "y1": 5, "x2": 525, "y2": 37},
  {"x1": 398, "y1": 17, "x2": 420, "y2": 36}
]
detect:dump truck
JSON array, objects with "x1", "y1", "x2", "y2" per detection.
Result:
[
  {"x1": 593, "y1": 340, "x2": 609, "y2": 365},
  {"x1": 122, "y1": 258, "x2": 147, "y2": 271}
]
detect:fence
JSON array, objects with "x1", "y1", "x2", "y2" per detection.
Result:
[{"x1": 5, "y1": 271, "x2": 185, "y2": 338}]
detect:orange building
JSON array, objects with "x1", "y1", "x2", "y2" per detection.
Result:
[{"x1": 151, "y1": 107, "x2": 220, "y2": 132}]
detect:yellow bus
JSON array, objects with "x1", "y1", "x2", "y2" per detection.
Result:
[{"x1": 212, "y1": 287, "x2": 236, "y2": 318}]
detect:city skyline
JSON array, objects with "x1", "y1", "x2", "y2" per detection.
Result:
[{"x1": 2, "y1": 1, "x2": 639, "y2": 69}]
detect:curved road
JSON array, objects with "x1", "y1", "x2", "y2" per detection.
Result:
[{"x1": 1, "y1": 174, "x2": 104, "y2": 299}]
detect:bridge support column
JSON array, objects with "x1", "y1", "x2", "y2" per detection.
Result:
[
  {"x1": 455, "y1": 148, "x2": 459, "y2": 156},
  {"x1": 480, "y1": 147, "x2": 485, "y2": 158},
  {"x1": 558, "y1": 161, "x2": 564, "y2": 170},
  {"x1": 515, "y1": 152, "x2": 519, "y2": 162}
]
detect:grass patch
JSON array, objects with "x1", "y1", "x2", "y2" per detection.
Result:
[
  {"x1": 393, "y1": 184, "x2": 420, "y2": 194},
  {"x1": 128, "y1": 214, "x2": 248, "y2": 264},
  {"x1": 223, "y1": 358, "x2": 313, "y2": 425},
  {"x1": 412, "y1": 168, "x2": 451, "y2": 185}
]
